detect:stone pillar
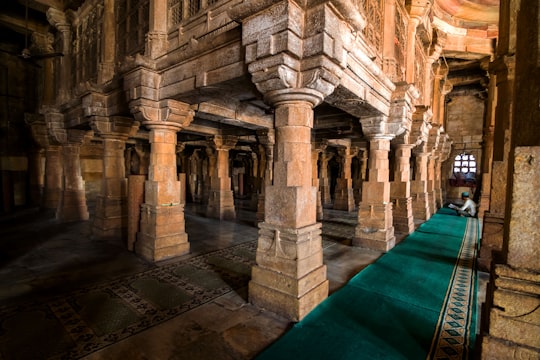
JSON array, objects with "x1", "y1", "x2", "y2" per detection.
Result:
[
  {"x1": 354, "y1": 116, "x2": 396, "y2": 252},
  {"x1": 233, "y1": 0, "x2": 349, "y2": 321},
  {"x1": 26, "y1": 116, "x2": 48, "y2": 207},
  {"x1": 391, "y1": 143, "x2": 415, "y2": 239},
  {"x1": 478, "y1": 64, "x2": 497, "y2": 218},
  {"x1": 43, "y1": 145, "x2": 63, "y2": 210},
  {"x1": 481, "y1": 147, "x2": 540, "y2": 358},
  {"x1": 404, "y1": 1, "x2": 430, "y2": 83},
  {"x1": 206, "y1": 135, "x2": 237, "y2": 220},
  {"x1": 319, "y1": 150, "x2": 334, "y2": 208},
  {"x1": 426, "y1": 154, "x2": 436, "y2": 215},
  {"x1": 98, "y1": 0, "x2": 116, "y2": 83},
  {"x1": 56, "y1": 130, "x2": 90, "y2": 222},
  {"x1": 256, "y1": 129, "x2": 275, "y2": 222},
  {"x1": 410, "y1": 107, "x2": 432, "y2": 222},
  {"x1": 146, "y1": 0, "x2": 168, "y2": 58},
  {"x1": 312, "y1": 140, "x2": 327, "y2": 220},
  {"x1": 127, "y1": 174, "x2": 145, "y2": 251},
  {"x1": 91, "y1": 116, "x2": 140, "y2": 238},
  {"x1": 131, "y1": 99, "x2": 194, "y2": 262},
  {"x1": 333, "y1": 144, "x2": 357, "y2": 212},
  {"x1": 250, "y1": 98, "x2": 328, "y2": 321},
  {"x1": 411, "y1": 149, "x2": 431, "y2": 221},
  {"x1": 46, "y1": 9, "x2": 71, "y2": 104},
  {"x1": 382, "y1": 0, "x2": 400, "y2": 81}
]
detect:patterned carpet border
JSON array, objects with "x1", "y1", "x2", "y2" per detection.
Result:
[
  {"x1": 428, "y1": 217, "x2": 479, "y2": 360},
  {"x1": 0, "y1": 241, "x2": 258, "y2": 360}
]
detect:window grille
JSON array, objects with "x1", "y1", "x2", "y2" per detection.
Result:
[
  {"x1": 453, "y1": 154, "x2": 477, "y2": 175},
  {"x1": 359, "y1": 0, "x2": 383, "y2": 54}
]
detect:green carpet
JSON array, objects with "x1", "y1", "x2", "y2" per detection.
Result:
[{"x1": 257, "y1": 211, "x2": 479, "y2": 360}]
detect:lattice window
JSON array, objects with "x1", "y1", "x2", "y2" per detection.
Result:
[
  {"x1": 187, "y1": 0, "x2": 201, "y2": 17},
  {"x1": 453, "y1": 154, "x2": 477, "y2": 175},
  {"x1": 360, "y1": 0, "x2": 384, "y2": 54},
  {"x1": 169, "y1": 0, "x2": 182, "y2": 27},
  {"x1": 394, "y1": 1, "x2": 407, "y2": 81},
  {"x1": 415, "y1": 42, "x2": 426, "y2": 100},
  {"x1": 116, "y1": 0, "x2": 149, "y2": 57}
]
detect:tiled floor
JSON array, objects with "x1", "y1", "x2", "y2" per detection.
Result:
[{"x1": 0, "y1": 204, "x2": 383, "y2": 359}]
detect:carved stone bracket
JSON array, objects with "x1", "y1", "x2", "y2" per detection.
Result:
[
  {"x1": 90, "y1": 116, "x2": 140, "y2": 141},
  {"x1": 411, "y1": 105, "x2": 433, "y2": 152},
  {"x1": 359, "y1": 115, "x2": 396, "y2": 141},
  {"x1": 388, "y1": 82, "x2": 420, "y2": 142},
  {"x1": 131, "y1": 99, "x2": 194, "y2": 131},
  {"x1": 238, "y1": 0, "x2": 348, "y2": 107}
]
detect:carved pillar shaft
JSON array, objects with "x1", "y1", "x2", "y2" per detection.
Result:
[
  {"x1": 207, "y1": 135, "x2": 237, "y2": 220},
  {"x1": 250, "y1": 99, "x2": 328, "y2": 322},
  {"x1": 411, "y1": 151, "x2": 431, "y2": 220},
  {"x1": 391, "y1": 144, "x2": 414, "y2": 237},
  {"x1": 42, "y1": 145, "x2": 63, "y2": 210},
  {"x1": 56, "y1": 131, "x2": 89, "y2": 222},
  {"x1": 137, "y1": 126, "x2": 187, "y2": 260},
  {"x1": 354, "y1": 132, "x2": 396, "y2": 252},
  {"x1": 333, "y1": 146, "x2": 356, "y2": 212},
  {"x1": 319, "y1": 151, "x2": 333, "y2": 207}
]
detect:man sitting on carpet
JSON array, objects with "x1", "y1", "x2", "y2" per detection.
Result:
[{"x1": 448, "y1": 192, "x2": 477, "y2": 217}]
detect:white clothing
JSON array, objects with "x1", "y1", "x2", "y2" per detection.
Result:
[{"x1": 460, "y1": 199, "x2": 476, "y2": 216}]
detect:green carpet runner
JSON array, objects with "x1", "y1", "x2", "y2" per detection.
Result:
[{"x1": 257, "y1": 211, "x2": 479, "y2": 360}]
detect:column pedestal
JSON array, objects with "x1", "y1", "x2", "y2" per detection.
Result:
[{"x1": 56, "y1": 139, "x2": 89, "y2": 222}]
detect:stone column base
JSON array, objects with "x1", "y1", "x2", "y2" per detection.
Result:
[
  {"x1": 481, "y1": 265, "x2": 540, "y2": 358},
  {"x1": 354, "y1": 202, "x2": 396, "y2": 251},
  {"x1": 412, "y1": 192, "x2": 431, "y2": 221},
  {"x1": 249, "y1": 222, "x2": 328, "y2": 321},
  {"x1": 136, "y1": 203, "x2": 189, "y2": 261},
  {"x1": 207, "y1": 190, "x2": 236, "y2": 220},
  {"x1": 333, "y1": 185, "x2": 355, "y2": 212},
  {"x1": 256, "y1": 194, "x2": 265, "y2": 222},
  {"x1": 93, "y1": 196, "x2": 127, "y2": 238},
  {"x1": 392, "y1": 196, "x2": 414, "y2": 240},
  {"x1": 478, "y1": 213, "x2": 505, "y2": 272},
  {"x1": 56, "y1": 189, "x2": 89, "y2": 222}
]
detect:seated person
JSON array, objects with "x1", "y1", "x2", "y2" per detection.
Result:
[{"x1": 448, "y1": 192, "x2": 477, "y2": 217}]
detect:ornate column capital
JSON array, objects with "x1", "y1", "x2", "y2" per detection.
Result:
[
  {"x1": 389, "y1": 82, "x2": 420, "y2": 142},
  {"x1": 411, "y1": 105, "x2": 433, "y2": 149},
  {"x1": 211, "y1": 135, "x2": 237, "y2": 151},
  {"x1": 359, "y1": 115, "x2": 396, "y2": 141},
  {"x1": 90, "y1": 116, "x2": 140, "y2": 141},
  {"x1": 47, "y1": 8, "x2": 69, "y2": 29},
  {"x1": 238, "y1": 0, "x2": 346, "y2": 108},
  {"x1": 131, "y1": 99, "x2": 194, "y2": 131}
]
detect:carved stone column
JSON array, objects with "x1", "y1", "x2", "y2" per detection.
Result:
[
  {"x1": 391, "y1": 143, "x2": 415, "y2": 239},
  {"x1": 131, "y1": 99, "x2": 194, "y2": 261},
  {"x1": 410, "y1": 106, "x2": 432, "y2": 222},
  {"x1": 333, "y1": 144, "x2": 357, "y2": 212},
  {"x1": 46, "y1": 9, "x2": 71, "y2": 104},
  {"x1": 233, "y1": 0, "x2": 350, "y2": 321},
  {"x1": 56, "y1": 130, "x2": 90, "y2": 222},
  {"x1": 98, "y1": 0, "x2": 116, "y2": 83},
  {"x1": 146, "y1": 0, "x2": 168, "y2": 58},
  {"x1": 91, "y1": 116, "x2": 140, "y2": 238},
  {"x1": 404, "y1": 1, "x2": 430, "y2": 84},
  {"x1": 312, "y1": 140, "x2": 327, "y2": 220},
  {"x1": 319, "y1": 150, "x2": 334, "y2": 208},
  {"x1": 207, "y1": 135, "x2": 237, "y2": 220},
  {"x1": 256, "y1": 129, "x2": 275, "y2": 222},
  {"x1": 354, "y1": 116, "x2": 396, "y2": 251}
]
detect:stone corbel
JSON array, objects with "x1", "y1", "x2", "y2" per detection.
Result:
[
  {"x1": 47, "y1": 8, "x2": 68, "y2": 29},
  {"x1": 212, "y1": 135, "x2": 238, "y2": 151},
  {"x1": 359, "y1": 115, "x2": 396, "y2": 141},
  {"x1": 131, "y1": 99, "x2": 194, "y2": 130},
  {"x1": 411, "y1": 106, "x2": 433, "y2": 149},
  {"x1": 389, "y1": 82, "x2": 420, "y2": 142},
  {"x1": 90, "y1": 116, "x2": 140, "y2": 140}
]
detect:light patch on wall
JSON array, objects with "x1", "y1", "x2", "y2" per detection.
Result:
[{"x1": 0, "y1": 156, "x2": 28, "y2": 171}]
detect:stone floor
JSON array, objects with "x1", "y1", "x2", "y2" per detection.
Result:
[{"x1": 0, "y1": 203, "x2": 384, "y2": 359}]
